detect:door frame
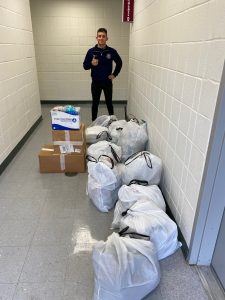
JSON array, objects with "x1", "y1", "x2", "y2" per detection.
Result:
[{"x1": 188, "y1": 61, "x2": 225, "y2": 265}]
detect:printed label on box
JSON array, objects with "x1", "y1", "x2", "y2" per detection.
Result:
[
  {"x1": 51, "y1": 110, "x2": 80, "y2": 130},
  {"x1": 59, "y1": 144, "x2": 74, "y2": 154}
]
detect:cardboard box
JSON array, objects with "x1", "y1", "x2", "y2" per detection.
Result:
[
  {"x1": 51, "y1": 107, "x2": 80, "y2": 130},
  {"x1": 52, "y1": 123, "x2": 85, "y2": 146},
  {"x1": 38, "y1": 144, "x2": 86, "y2": 173}
]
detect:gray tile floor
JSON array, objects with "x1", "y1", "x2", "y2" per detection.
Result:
[{"x1": 0, "y1": 104, "x2": 211, "y2": 299}]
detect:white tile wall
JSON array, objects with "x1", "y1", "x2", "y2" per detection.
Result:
[
  {"x1": 128, "y1": 0, "x2": 225, "y2": 246},
  {"x1": 0, "y1": 0, "x2": 41, "y2": 165},
  {"x1": 30, "y1": 0, "x2": 130, "y2": 101}
]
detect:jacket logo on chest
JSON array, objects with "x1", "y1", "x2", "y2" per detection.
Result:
[{"x1": 106, "y1": 53, "x2": 111, "y2": 59}]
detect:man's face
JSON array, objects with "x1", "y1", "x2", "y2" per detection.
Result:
[{"x1": 96, "y1": 31, "x2": 108, "y2": 47}]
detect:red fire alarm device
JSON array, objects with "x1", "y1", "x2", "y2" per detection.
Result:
[{"x1": 122, "y1": 0, "x2": 134, "y2": 22}]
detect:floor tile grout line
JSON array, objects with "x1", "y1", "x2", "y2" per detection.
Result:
[{"x1": 11, "y1": 195, "x2": 48, "y2": 299}]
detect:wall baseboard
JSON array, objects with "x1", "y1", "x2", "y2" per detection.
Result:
[
  {"x1": 0, "y1": 116, "x2": 42, "y2": 175},
  {"x1": 40, "y1": 100, "x2": 127, "y2": 105}
]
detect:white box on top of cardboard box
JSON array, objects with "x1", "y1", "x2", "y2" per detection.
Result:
[{"x1": 51, "y1": 106, "x2": 80, "y2": 130}]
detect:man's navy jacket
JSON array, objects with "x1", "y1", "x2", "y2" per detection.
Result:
[{"x1": 83, "y1": 45, "x2": 122, "y2": 81}]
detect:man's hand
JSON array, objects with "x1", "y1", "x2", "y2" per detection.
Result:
[
  {"x1": 91, "y1": 55, "x2": 98, "y2": 66},
  {"x1": 108, "y1": 74, "x2": 115, "y2": 80}
]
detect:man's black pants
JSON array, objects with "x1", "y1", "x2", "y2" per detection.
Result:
[{"x1": 91, "y1": 80, "x2": 114, "y2": 121}]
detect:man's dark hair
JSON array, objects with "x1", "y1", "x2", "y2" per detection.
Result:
[{"x1": 97, "y1": 28, "x2": 107, "y2": 35}]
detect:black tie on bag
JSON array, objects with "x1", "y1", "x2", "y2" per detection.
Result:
[
  {"x1": 96, "y1": 131, "x2": 112, "y2": 141},
  {"x1": 109, "y1": 145, "x2": 120, "y2": 163},
  {"x1": 128, "y1": 179, "x2": 148, "y2": 186},
  {"x1": 98, "y1": 154, "x2": 115, "y2": 169},
  {"x1": 118, "y1": 226, "x2": 150, "y2": 241},
  {"x1": 124, "y1": 151, "x2": 152, "y2": 168},
  {"x1": 126, "y1": 114, "x2": 139, "y2": 124},
  {"x1": 106, "y1": 117, "x2": 117, "y2": 128},
  {"x1": 86, "y1": 154, "x2": 115, "y2": 169},
  {"x1": 86, "y1": 155, "x2": 97, "y2": 163}
]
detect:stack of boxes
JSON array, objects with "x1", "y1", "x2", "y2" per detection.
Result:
[{"x1": 38, "y1": 106, "x2": 86, "y2": 173}]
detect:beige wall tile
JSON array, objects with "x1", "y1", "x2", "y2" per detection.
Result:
[
  {"x1": 0, "y1": 0, "x2": 41, "y2": 165},
  {"x1": 128, "y1": 0, "x2": 225, "y2": 246}
]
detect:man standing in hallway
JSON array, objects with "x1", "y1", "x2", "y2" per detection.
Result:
[{"x1": 83, "y1": 28, "x2": 122, "y2": 121}]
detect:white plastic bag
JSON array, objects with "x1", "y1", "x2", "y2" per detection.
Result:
[
  {"x1": 87, "y1": 141, "x2": 121, "y2": 164},
  {"x1": 117, "y1": 119, "x2": 148, "y2": 162},
  {"x1": 85, "y1": 126, "x2": 111, "y2": 144},
  {"x1": 92, "y1": 232, "x2": 160, "y2": 300},
  {"x1": 90, "y1": 115, "x2": 117, "y2": 127},
  {"x1": 122, "y1": 151, "x2": 162, "y2": 185},
  {"x1": 120, "y1": 200, "x2": 181, "y2": 260},
  {"x1": 87, "y1": 160, "x2": 121, "y2": 212},
  {"x1": 112, "y1": 184, "x2": 166, "y2": 229},
  {"x1": 108, "y1": 120, "x2": 127, "y2": 144}
]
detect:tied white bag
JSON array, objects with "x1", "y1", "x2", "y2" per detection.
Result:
[
  {"x1": 90, "y1": 115, "x2": 117, "y2": 127},
  {"x1": 122, "y1": 151, "x2": 162, "y2": 185},
  {"x1": 120, "y1": 200, "x2": 181, "y2": 260},
  {"x1": 108, "y1": 120, "x2": 127, "y2": 144},
  {"x1": 117, "y1": 119, "x2": 148, "y2": 162},
  {"x1": 87, "y1": 158, "x2": 121, "y2": 212},
  {"x1": 92, "y1": 232, "x2": 160, "y2": 300},
  {"x1": 85, "y1": 126, "x2": 111, "y2": 144},
  {"x1": 112, "y1": 184, "x2": 166, "y2": 229},
  {"x1": 87, "y1": 141, "x2": 122, "y2": 164}
]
